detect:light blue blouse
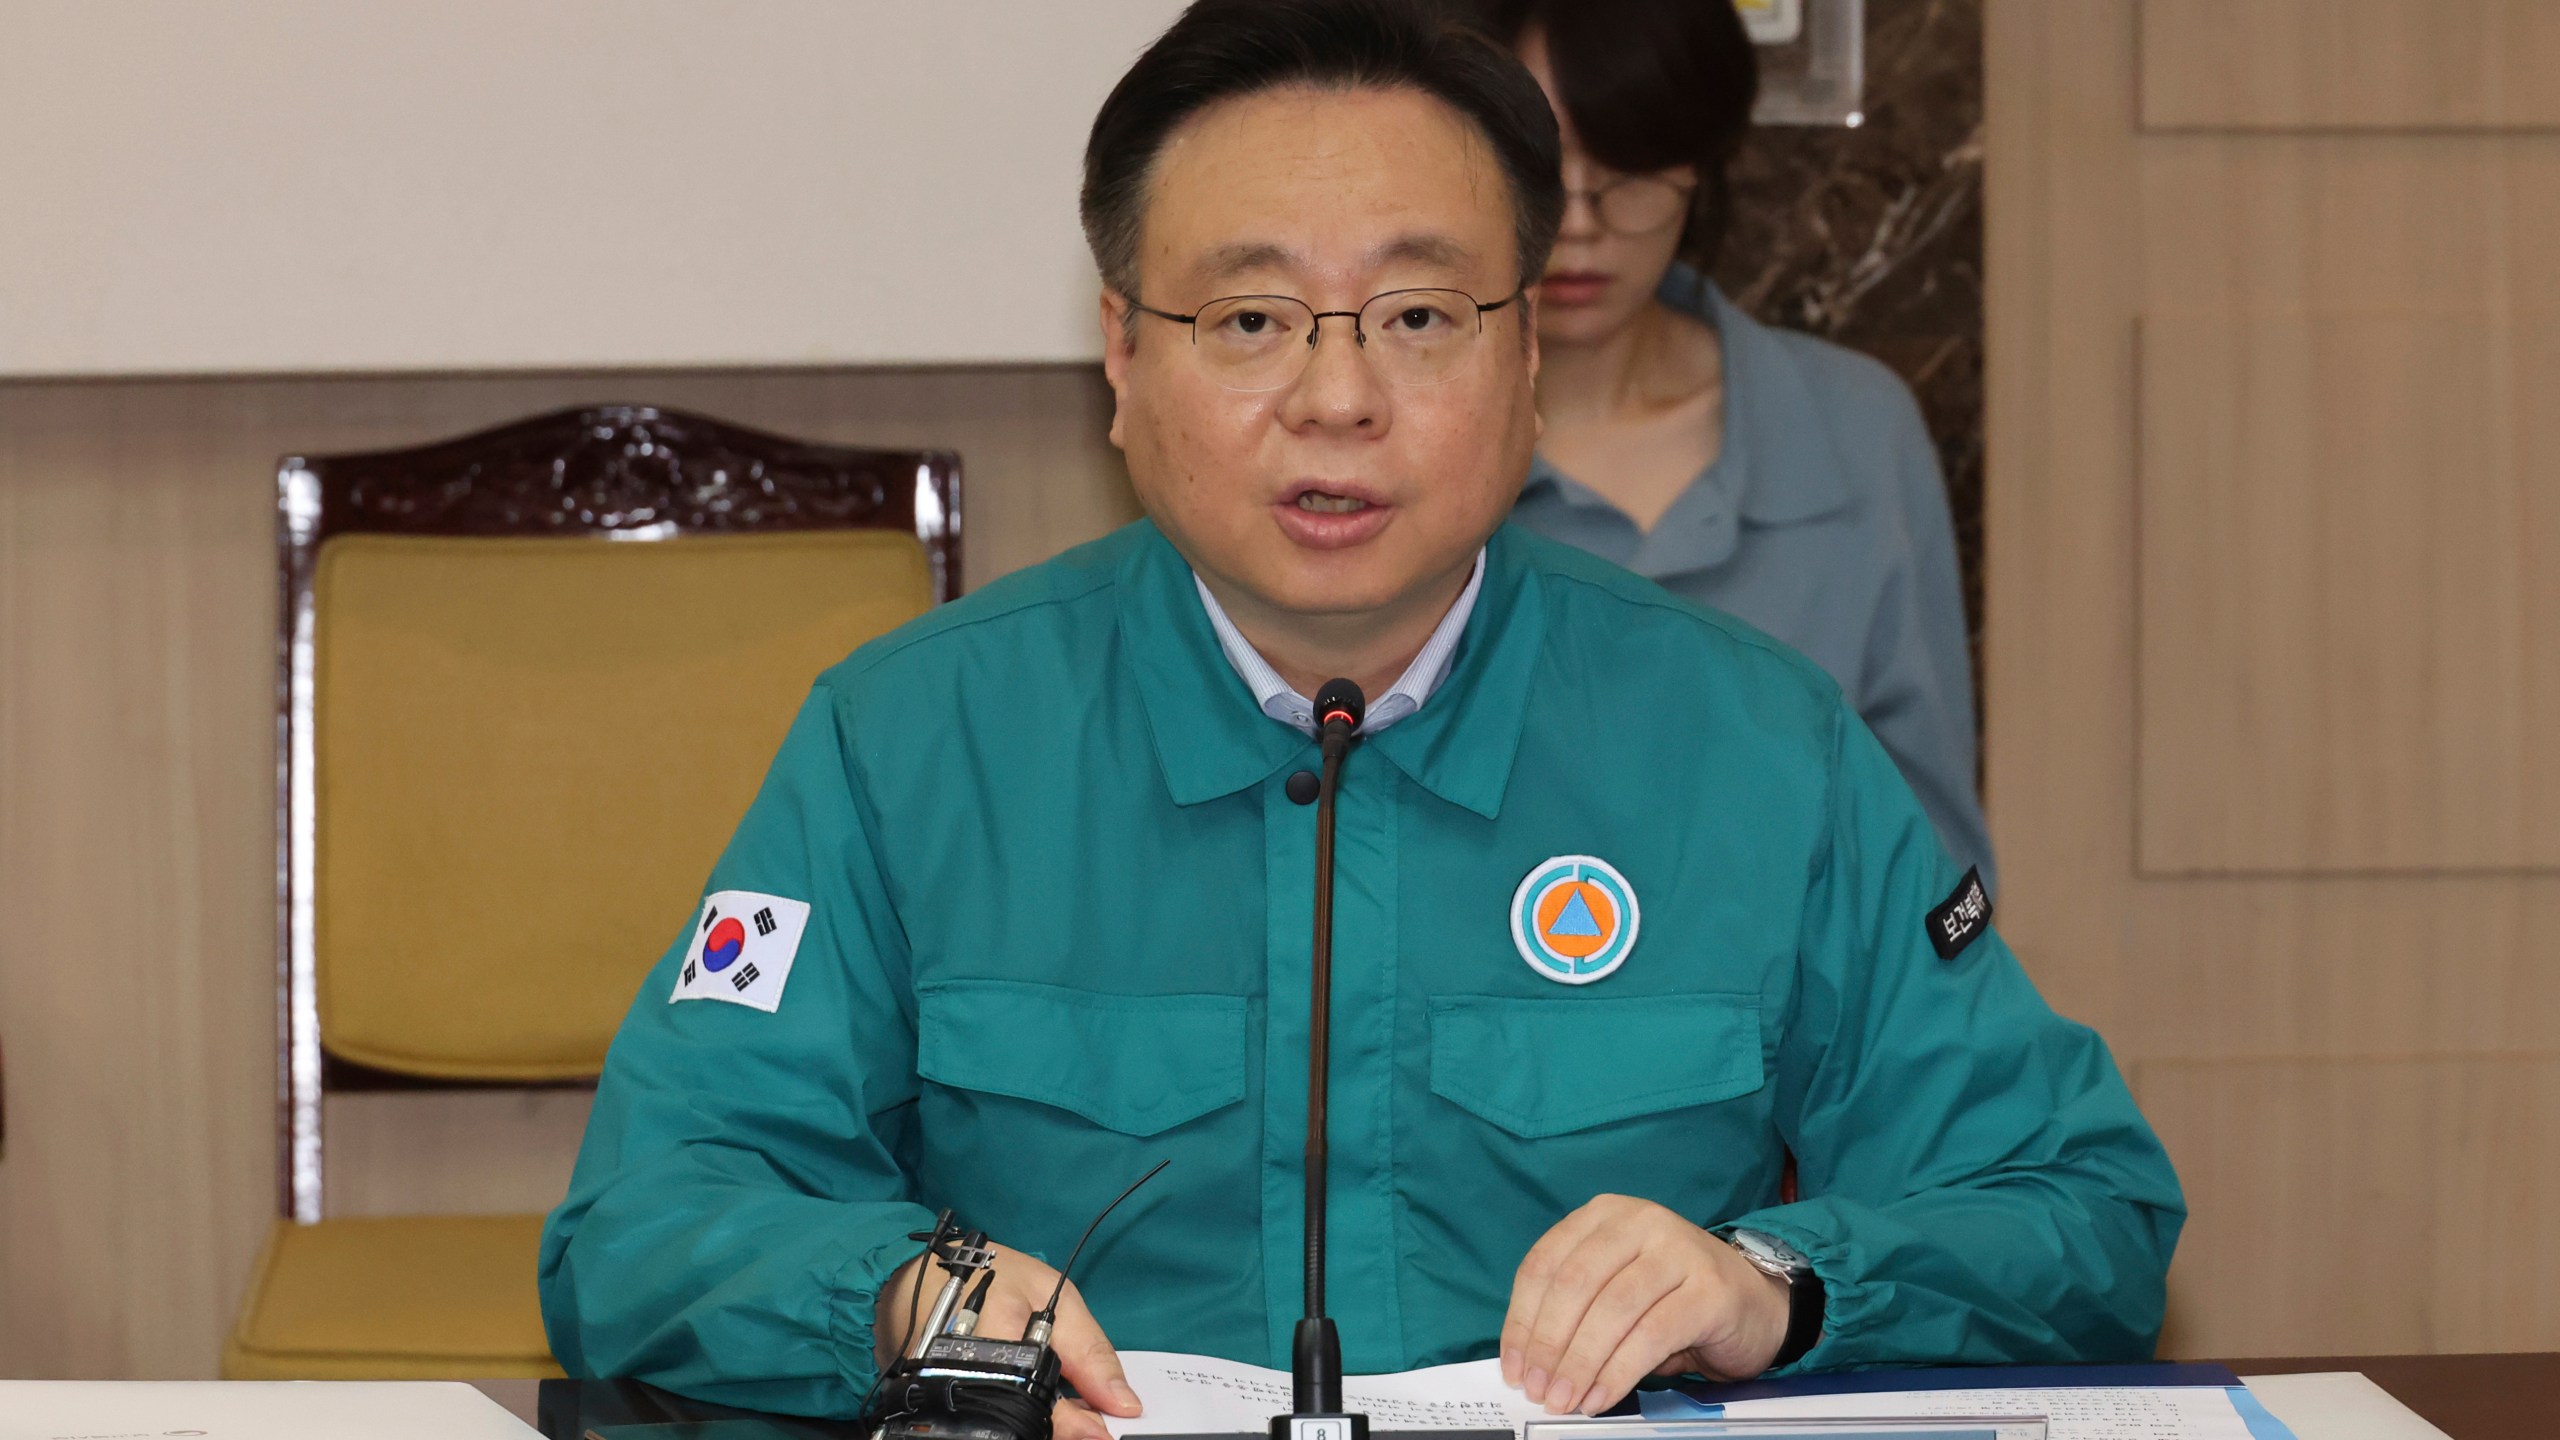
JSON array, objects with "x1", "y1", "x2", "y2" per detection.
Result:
[{"x1": 1513, "y1": 266, "x2": 1994, "y2": 891}]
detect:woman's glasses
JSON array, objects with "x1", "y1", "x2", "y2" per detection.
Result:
[{"x1": 1565, "y1": 174, "x2": 1695, "y2": 236}]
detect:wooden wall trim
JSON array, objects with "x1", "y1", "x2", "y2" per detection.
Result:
[{"x1": 2140, "y1": 0, "x2": 2560, "y2": 132}]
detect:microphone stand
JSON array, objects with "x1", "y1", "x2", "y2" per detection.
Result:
[{"x1": 1276, "y1": 680, "x2": 1369, "y2": 1440}]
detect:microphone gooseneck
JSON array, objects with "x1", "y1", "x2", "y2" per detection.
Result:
[{"x1": 1295, "y1": 679, "x2": 1365, "y2": 1420}]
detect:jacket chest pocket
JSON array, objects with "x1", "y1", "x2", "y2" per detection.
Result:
[
  {"x1": 1426, "y1": 992, "x2": 1765, "y2": 1138},
  {"x1": 917, "y1": 979, "x2": 1248, "y2": 1136}
]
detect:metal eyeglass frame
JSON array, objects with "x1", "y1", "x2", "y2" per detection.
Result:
[{"x1": 1128, "y1": 286, "x2": 1526, "y2": 390}]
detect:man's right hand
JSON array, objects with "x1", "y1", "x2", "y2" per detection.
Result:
[{"x1": 872, "y1": 1239, "x2": 1143, "y2": 1440}]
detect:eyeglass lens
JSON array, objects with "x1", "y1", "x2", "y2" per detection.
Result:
[
  {"x1": 1577, "y1": 176, "x2": 1689, "y2": 235},
  {"x1": 1188, "y1": 289, "x2": 1489, "y2": 392}
]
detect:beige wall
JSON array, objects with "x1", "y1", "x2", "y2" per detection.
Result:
[
  {"x1": 1986, "y1": 0, "x2": 2559, "y2": 1358},
  {"x1": 0, "y1": 367, "x2": 1136, "y2": 1378},
  {"x1": 0, "y1": 1, "x2": 1186, "y2": 375}
]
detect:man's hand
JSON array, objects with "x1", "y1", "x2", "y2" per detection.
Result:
[
  {"x1": 872, "y1": 1239, "x2": 1142, "y2": 1440},
  {"x1": 1499, "y1": 1195, "x2": 1794, "y2": 1416}
]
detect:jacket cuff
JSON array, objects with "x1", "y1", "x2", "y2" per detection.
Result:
[
  {"x1": 829, "y1": 1206, "x2": 941, "y2": 1401},
  {"x1": 1717, "y1": 1203, "x2": 1871, "y2": 1377}
]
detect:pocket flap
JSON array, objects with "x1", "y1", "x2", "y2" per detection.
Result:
[
  {"x1": 917, "y1": 979, "x2": 1247, "y2": 1137},
  {"x1": 1428, "y1": 993, "x2": 1764, "y2": 1138}
]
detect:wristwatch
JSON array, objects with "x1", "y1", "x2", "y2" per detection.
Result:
[{"x1": 1717, "y1": 1228, "x2": 1825, "y2": 1370}]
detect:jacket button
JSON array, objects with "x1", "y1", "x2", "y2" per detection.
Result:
[{"x1": 1285, "y1": 770, "x2": 1320, "y2": 805}]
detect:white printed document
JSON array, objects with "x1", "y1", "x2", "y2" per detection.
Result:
[
  {"x1": 1112, "y1": 1352, "x2": 1542, "y2": 1436},
  {"x1": 1108, "y1": 1357, "x2": 2295, "y2": 1440}
]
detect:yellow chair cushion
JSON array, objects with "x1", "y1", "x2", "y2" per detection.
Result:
[
  {"x1": 312, "y1": 529, "x2": 931, "y2": 1080},
  {"x1": 224, "y1": 1213, "x2": 564, "y2": 1379}
]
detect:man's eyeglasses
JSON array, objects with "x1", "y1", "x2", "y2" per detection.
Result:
[
  {"x1": 1129, "y1": 287, "x2": 1523, "y2": 393},
  {"x1": 1565, "y1": 174, "x2": 1696, "y2": 236}
]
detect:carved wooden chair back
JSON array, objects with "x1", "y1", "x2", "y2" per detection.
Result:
[{"x1": 273, "y1": 404, "x2": 957, "y2": 1219}]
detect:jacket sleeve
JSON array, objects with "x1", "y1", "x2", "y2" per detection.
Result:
[
  {"x1": 538, "y1": 682, "x2": 934, "y2": 1417},
  {"x1": 1852, "y1": 385, "x2": 1997, "y2": 897},
  {"x1": 1726, "y1": 706, "x2": 2185, "y2": 1371}
]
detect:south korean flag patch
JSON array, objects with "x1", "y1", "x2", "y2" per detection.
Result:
[{"x1": 671, "y1": 890, "x2": 811, "y2": 1013}]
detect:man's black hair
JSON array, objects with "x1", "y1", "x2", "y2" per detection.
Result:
[
  {"x1": 1467, "y1": 0, "x2": 1759, "y2": 268},
  {"x1": 1080, "y1": 0, "x2": 1565, "y2": 304}
]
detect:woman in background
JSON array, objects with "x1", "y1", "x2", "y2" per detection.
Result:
[{"x1": 1477, "y1": 0, "x2": 1996, "y2": 888}]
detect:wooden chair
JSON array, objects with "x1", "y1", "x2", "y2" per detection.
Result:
[{"x1": 225, "y1": 405, "x2": 957, "y2": 1379}]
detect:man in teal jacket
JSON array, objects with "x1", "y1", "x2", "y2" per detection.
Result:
[{"x1": 539, "y1": 0, "x2": 2183, "y2": 1429}]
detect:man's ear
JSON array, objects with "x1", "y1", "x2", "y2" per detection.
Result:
[{"x1": 1099, "y1": 289, "x2": 1134, "y2": 451}]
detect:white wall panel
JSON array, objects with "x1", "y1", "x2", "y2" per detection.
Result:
[{"x1": 0, "y1": 1, "x2": 1188, "y2": 375}]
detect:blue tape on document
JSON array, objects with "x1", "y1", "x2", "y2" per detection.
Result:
[
  {"x1": 2224, "y1": 1386, "x2": 2298, "y2": 1440},
  {"x1": 1641, "y1": 1363, "x2": 2300, "y2": 1440}
]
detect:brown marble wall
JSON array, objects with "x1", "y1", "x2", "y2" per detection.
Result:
[{"x1": 1711, "y1": 0, "x2": 1986, "y2": 709}]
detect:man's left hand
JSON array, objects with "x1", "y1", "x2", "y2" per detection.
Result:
[{"x1": 1499, "y1": 1194, "x2": 1794, "y2": 1415}]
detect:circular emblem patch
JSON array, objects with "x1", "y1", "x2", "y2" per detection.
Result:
[{"x1": 1511, "y1": 855, "x2": 1640, "y2": 985}]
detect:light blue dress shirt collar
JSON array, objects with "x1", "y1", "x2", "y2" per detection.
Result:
[{"x1": 1192, "y1": 548, "x2": 1486, "y2": 736}]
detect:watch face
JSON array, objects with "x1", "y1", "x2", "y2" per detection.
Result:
[{"x1": 1727, "y1": 1228, "x2": 1809, "y2": 1274}]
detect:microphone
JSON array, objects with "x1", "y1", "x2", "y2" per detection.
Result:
[
  {"x1": 1277, "y1": 680, "x2": 1367, "y2": 1440},
  {"x1": 1314, "y1": 679, "x2": 1363, "y2": 755}
]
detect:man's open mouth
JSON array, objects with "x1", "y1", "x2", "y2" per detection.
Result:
[{"x1": 1296, "y1": 492, "x2": 1371, "y2": 514}]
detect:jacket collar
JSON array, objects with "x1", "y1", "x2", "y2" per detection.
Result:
[
  {"x1": 1363, "y1": 526, "x2": 1541, "y2": 820},
  {"x1": 1121, "y1": 521, "x2": 1540, "y2": 818}
]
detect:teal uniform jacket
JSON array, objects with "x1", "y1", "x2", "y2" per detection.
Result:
[{"x1": 538, "y1": 520, "x2": 2184, "y2": 1417}]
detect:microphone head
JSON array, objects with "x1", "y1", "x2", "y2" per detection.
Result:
[{"x1": 1313, "y1": 678, "x2": 1366, "y2": 733}]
